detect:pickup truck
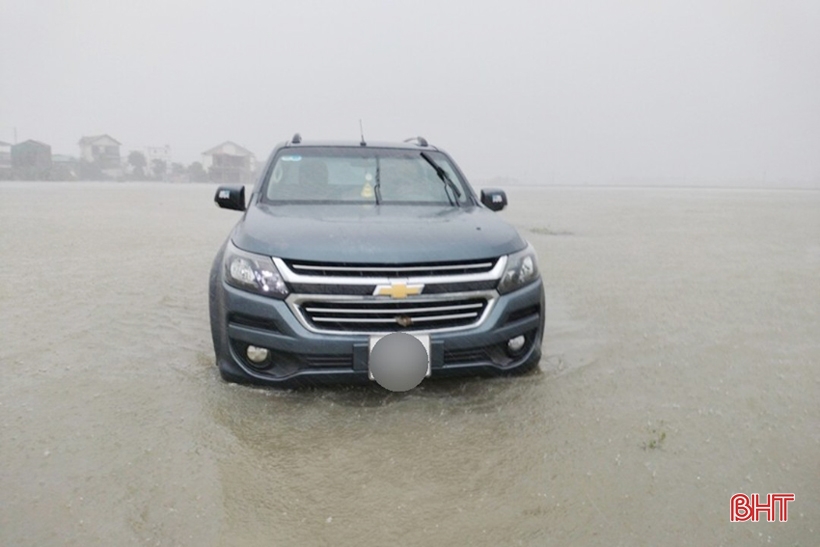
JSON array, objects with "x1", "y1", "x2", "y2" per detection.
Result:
[{"x1": 209, "y1": 135, "x2": 544, "y2": 388}]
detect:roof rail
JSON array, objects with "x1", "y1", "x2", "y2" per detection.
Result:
[
  {"x1": 403, "y1": 136, "x2": 428, "y2": 147},
  {"x1": 291, "y1": 133, "x2": 302, "y2": 144}
]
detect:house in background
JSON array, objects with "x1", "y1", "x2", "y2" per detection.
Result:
[
  {"x1": 0, "y1": 141, "x2": 11, "y2": 179},
  {"x1": 144, "y1": 144, "x2": 172, "y2": 179},
  {"x1": 78, "y1": 134, "x2": 122, "y2": 178},
  {"x1": 144, "y1": 144, "x2": 171, "y2": 165},
  {"x1": 202, "y1": 141, "x2": 256, "y2": 183},
  {"x1": 11, "y1": 140, "x2": 52, "y2": 180}
]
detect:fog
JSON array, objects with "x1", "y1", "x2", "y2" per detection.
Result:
[{"x1": 2, "y1": 0, "x2": 819, "y2": 186}]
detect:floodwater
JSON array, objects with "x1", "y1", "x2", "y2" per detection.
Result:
[{"x1": 1, "y1": 182, "x2": 818, "y2": 546}]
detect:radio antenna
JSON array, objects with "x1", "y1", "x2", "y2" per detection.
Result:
[{"x1": 359, "y1": 119, "x2": 366, "y2": 146}]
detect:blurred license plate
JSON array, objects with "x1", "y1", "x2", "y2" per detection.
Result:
[{"x1": 368, "y1": 333, "x2": 431, "y2": 380}]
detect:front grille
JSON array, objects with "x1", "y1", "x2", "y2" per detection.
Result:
[
  {"x1": 300, "y1": 297, "x2": 488, "y2": 332},
  {"x1": 289, "y1": 283, "x2": 375, "y2": 295},
  {"x1": 289, "y1": 280, "x2": 497, "y2": 296},
  {"x1": 285, "y1": 259, "x2": 497, "y2": 278},
  {"x1": 422, "y1": 280, "x2": 498, "y2": 293}
]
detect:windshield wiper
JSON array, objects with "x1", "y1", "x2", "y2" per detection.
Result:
[
  {"x1": 420, "y1": 151, "x2": 461, "y2": 207},
  {"x1": 374, "y1": 158, "x2": 382, "y2": 204}
]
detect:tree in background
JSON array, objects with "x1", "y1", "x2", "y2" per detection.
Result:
[
  {"x1": 168, "y1": 162, "x2": 187, "y2": 182},
  {"x1": 187, "y1": 161, "x2": 208, "y2": 182},
  {"x1": 128, "y1": 151, "x2": 147, "y2": 180},
  {"x1": 151, "y1": 158, "x2": 167, "y2": 181}
]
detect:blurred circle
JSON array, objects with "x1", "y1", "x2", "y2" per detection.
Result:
[{"x1": 369, "y1": 333, "x2": 429, "y2": 392}]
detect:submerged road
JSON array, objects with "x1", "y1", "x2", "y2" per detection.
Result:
[{"x1": 1, "y1": 182, "x2": 817, "y2": 545}]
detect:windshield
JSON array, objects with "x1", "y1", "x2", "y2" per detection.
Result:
[{"x1": 262, "y1": 147, "x2": 471, "y2": 205}]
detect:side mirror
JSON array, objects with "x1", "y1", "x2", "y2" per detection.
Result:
[
  {"x1": 214, "y1": 185, "x2": 246, "y2": 211},
  {"x1": 480, "y1": 188, "x2": 507, "y2": 211}
]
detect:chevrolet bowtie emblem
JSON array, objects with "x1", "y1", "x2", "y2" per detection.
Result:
[{"x1": 374, "y1": 282, "x2": 424, "y2": 299}]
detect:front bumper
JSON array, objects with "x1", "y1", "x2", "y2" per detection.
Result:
[{"x1": 210, "y1": 272, "x2": 545, "y2": 388}]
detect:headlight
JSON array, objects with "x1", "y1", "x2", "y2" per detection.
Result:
[
  {"x1": 498, "y1": 244, "x2": 540, "y2": 294},
  {"x1": 223, "y1": 241, "x2": 289, "y2": 299}
]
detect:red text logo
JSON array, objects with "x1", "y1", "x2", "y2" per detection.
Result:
[{"x1": 730, "y1": 493, "x2": 795, "y2": 522}]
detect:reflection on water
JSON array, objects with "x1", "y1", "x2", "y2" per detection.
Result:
[{"x1": 1, "y1": 182, "x2": 817, "y2": 546}]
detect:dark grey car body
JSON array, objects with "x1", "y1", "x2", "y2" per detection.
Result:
[{"x1": 209, "y1": 138, "x2": 545, "y2": 387}]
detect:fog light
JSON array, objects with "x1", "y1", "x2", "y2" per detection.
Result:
[
  {"x1": 246, "y1": 345, "x2": 270, "y2": 364},
  {"x1": 507, "y1": 335, "x2": 526, "y2": 355}
]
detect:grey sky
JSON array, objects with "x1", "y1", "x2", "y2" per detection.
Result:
[{"x1": 2, "y1": 0, "x2": 818, "y2": 185}]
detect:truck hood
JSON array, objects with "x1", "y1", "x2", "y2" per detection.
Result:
[{"x1": 231, "y1": 203, "x2": 527, "y2": 263}]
